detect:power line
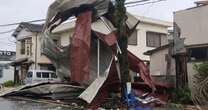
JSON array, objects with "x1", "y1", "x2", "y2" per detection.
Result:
[
  {"x1": 125, "y1": 0, "x2": 150, "y2": 5},
  {"x1": 0, "y1": 29, "x2": 15, "y2": 34},
  {"x1": 0, "y1": 17, "x2": 76, "y2": 28},
  {"x1": 126, "y1": 0, "x2": 166, "y2": 7},
  {"x1": 0, "y1": 0, "x2": 165, "y2": 28},
  {"x1": 0, "y1": 41, "x2": 15, "y2": 46},
  {"x1": 0, "y1": 19, "x2": 45, "y2": 27}
]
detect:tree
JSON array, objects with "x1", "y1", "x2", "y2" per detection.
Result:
[{"x1": 115, "y1": 0, "x2": 131, "y2": 100}]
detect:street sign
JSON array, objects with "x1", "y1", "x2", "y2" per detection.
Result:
[{"x1": 0, "y1": 51, "x2": 16, "y2": 61}]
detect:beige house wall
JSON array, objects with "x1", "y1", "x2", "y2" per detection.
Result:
[
  {"x1": 16, "y1": 32, "x2": 51, "y2": 70},
  {"x1": 36, "y1": 34, "x2": 51, "y2": 65},
  {"x1": 174, "y1": 5, "x2": 208, "y2": 89},
  {"x1": 175, "y1": 5, "x2": 208, "y2": 46},
  {"x1": 16, "y1": 29, "x2": 34, "y2": 60}
]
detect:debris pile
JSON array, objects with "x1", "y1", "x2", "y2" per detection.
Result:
[{"x1": 1, "y1": 0, "x2": 172, "y2": 109}]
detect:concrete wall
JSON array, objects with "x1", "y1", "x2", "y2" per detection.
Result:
[
  {"x1": 0, "y1": 61, "x2": 14, "y2": 84},
  {"x1": 175, "y1": 5, "x2": 208, "y2": 45},
  {"x1": 149, "y1": 48, "x2": 175, "y2": 76},
  {"x1": 186, "y1": 62, "x2": 198, "y2": 91}
]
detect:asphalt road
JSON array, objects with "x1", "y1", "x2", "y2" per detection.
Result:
[{"x1": 0, "y1": 98, "x2": 70, "y2": 110}]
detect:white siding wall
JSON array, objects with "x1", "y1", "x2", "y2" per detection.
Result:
[
  {"x1": 0, "y1": 61, "x2": 14, "y2": 83},
  {"x1": 149, "y1": 48, "x2": 175, "y2": 76},
  {"x1": 60, "y1": 31, "x2": 71, "y2": 47},
  {"x1": 128, "y1": 22, "x2": 169, "y2": 61}
]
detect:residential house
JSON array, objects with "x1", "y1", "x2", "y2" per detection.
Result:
[
  {"x1": 175, "y1": 1, "x2": 208, "y2": 89},
  {"x1": 126, "y1": 13, "x2": 172, "y2": 62},
  {"x1": 11, "y1": 22, "x2": 55, "y2": 84},
  {"x1": 0, "y1": 50, "x2": 15, "y2": 84},
  {"x1": 11, "y1": 13, "x2": 171, "y2": 84},
  {"x1": 145, "y1": 1, "x2": 208, "y2": 88},
  {"x1": 52, "y1": 13, "x2": 172, "y2": 62}
]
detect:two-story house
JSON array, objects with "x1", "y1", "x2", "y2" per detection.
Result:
[
  {"x1": 11, "y1": 22, "x2": 55, "y2": 84},
  {"x1": 144, "y1": 1, "x2": 208, "y2": 88}
]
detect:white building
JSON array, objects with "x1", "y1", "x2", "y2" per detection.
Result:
[
  {"x1": 0, "y1": 51, "x2": 15, "y2": 84},
  {"x1": 127, "y1": 13, "x2": 172, "y2": 61}
]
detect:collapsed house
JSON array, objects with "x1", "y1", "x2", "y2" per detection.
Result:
[{"x1": 1, "y1": 0, "x2": 172, "y2": 109}]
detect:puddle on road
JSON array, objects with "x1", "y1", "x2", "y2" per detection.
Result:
[{"x1": 0, "y1": 98, "x2": 70, "y2": 110}]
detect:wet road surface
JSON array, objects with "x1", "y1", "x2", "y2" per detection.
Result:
[{"x1": 0, "y1": 98, "x2": 71, "y2": 110}]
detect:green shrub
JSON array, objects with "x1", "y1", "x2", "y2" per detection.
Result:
[
  {"x1": 3, "y1": 80, "x2": 14, "y2": 87},
  {"x1": 194, "y1": 63, "x2": 208, "y2": 82},
  {"x1": 170, "y1": 86, "x2": 193, "y2": 104},
  {"x1": 192, "y1": 62, "x2": 208, "y2": 105}
]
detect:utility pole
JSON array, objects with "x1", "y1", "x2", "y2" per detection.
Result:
[
  {"x1": 173, "y1": 22, "x2": 187, "y2": 89},
  {"x1": 115, "y1": 0, "x2": 131, "y2": 100}
]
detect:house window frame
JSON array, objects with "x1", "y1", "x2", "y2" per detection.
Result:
[
  {"x1": 146, "y1": 31, "x2": 161, "y2": 48},
  {"x1": 0, "y1": 69, "x2": 3, "y2": 78},
  {"x1": 20, "y1": 40, "x2": 26, "y2": 55},
  {"x1": 187, "y1": 46, "x2": 208, "y2": 62},
  {"x1": 128, "y1": 30, "x2": 138, "y2": 46}
]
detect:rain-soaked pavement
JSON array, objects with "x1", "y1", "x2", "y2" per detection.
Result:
[{"x1": 0, "y1": 97, "x2": 70, "y2": 110}]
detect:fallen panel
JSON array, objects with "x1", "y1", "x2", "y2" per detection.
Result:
[{"x1": 0, "y1": 82, "x2": 84, "y2": 100}]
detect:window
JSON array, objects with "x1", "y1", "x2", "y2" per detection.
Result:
[
  {"x1": 51, "y1": 73, "x2": 57, "y2": 78},
  {"x1": 128, "y1": 31, "x2": 137, "y2": 45},
  {"x1": 188, "y1": 47, "x2": 208, "y2": 62},
  {"x1": 0, "y1": 69, "x2": 3, "y2": 78},
  {"x1": 21, "y1": 40, "x2": 25, "y2": 54},
  {"x1": 53, "y1": 39, "x2": 61, "y2": 47},
  {"x1": 26, "y1": 46, "x2": 30, "y2": 55},
  {"x1": 146, "y1": 32, "x2": 161, "y2": 47},
  {"x1": 36, "y1": 72, "x2": 41, "y2": 78},
  {"x1": 42, "y1": 72, "x2": 49, "y2": 78},
  {"x1": 27, "y1": 72, "x2": 33, "y2": 78},
  {"x1": 40, "y1": 64, "x2": 56, "y2": 71}
]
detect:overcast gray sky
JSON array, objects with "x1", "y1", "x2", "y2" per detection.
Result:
[{"x1": 0, "y1": 0, "x2": 197, "y2": 51}]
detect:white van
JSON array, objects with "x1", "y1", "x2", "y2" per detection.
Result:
[{"x1": 24, "y1": 70, "x2": 60, "y2": 84}]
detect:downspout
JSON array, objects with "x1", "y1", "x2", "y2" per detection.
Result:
[
  {"x1": 35, "y1": 32, "x2": 38, "y2": 69},
  {"x1": 97, "y1": 39, "x2": 100, "y2": 78}
]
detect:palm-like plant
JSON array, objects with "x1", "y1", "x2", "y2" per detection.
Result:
[{"x1": 192, "y1": 63, "x2": 208, "y2": 106}]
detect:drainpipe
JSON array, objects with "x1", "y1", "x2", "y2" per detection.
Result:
[
  {"x1": 97, "y1": 39, "x2": 100, "y2": 78},
  {"x1": 35, "y1": 32, "x2": 38, "y2": 69}
]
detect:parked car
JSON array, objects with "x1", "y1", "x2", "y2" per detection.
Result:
[{"x1": 24, "y1": 70, "x2": 60, "y2": 84}]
